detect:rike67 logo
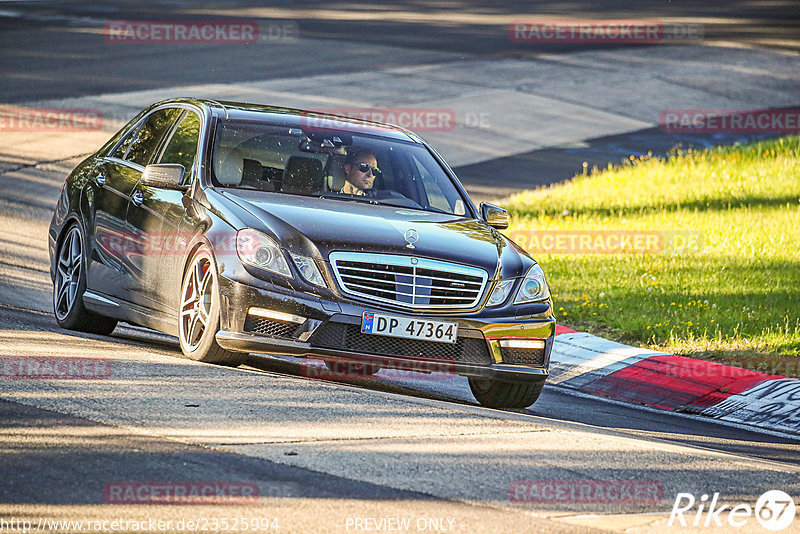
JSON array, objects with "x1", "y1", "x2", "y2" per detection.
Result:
[{"x1": 669, "y1": 490, "x2": 796, "y2": 530}]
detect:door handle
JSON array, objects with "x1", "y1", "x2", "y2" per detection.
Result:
[
  {"x1": 131, "y1": 190, "x2": 144, "y2": 205},
  {"x1": 95, "y1": 174, "x2": 106, "y2": 186}
]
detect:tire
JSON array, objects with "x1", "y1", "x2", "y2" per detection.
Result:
[
  {"x1": 178, "y1": 246, "x2": 244, "y2": 366},
  {"x1": 324, "y1": 360, "x2": 381, "y2": 377},
  {"x1": 53, "y1": 223, "x2": 118, "y2": 335},
  {"x1": 468, "y1": 378, "x2": 545, "y2": 409}
]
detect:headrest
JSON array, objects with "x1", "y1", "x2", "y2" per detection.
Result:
[
  {"x1": 214, "y1": 148, "x2": 244, "y2": 186},
  {"x1": 282, "y1": 156, "x2": 323, "y2": 195},
  {"x1": 325, "y1": 154, "x2": 347, "y2": 192},
  {"x1": 242, "y1": 159, "x2": 262, "y2": 183},
  {"x1": 240, "y1": 158, "x2": 274, "y2": 191}
]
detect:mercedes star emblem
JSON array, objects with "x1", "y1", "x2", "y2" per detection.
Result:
[{"x1": 404, "y1": 228, "x2": 419, "y2": 249}]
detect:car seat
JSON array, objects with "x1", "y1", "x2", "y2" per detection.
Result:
[
  {"x1": 324, "y1": 153, "x2": 347, "y2": 192},
  {"x1": 241, "y1": 159, "x2": 275, "y2": 191},
  {"x1": 213, "y1": 148, "x2": 244, "y2": 186},
  {"x1": 281, "y1": 156, "x2": 324, "y2": 195}
]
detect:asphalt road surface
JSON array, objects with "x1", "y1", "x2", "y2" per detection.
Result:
[{"x1": 1, "y1": 2, "x2": 800, "y2": 532}]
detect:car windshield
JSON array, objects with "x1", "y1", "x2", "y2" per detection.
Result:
[{"x1": 211, "y1": 119, "x2": 469, "y2": 216}]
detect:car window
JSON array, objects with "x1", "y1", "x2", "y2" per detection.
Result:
[
  {"x1": 111, "y1": 123, "x2": 139, "y2": 160},
  {"x1": 124, "y1": 108, "x2": 182, "y2": 167},
  {"x1": 158, "y1": 111, "x2": 201, "y2": 184},
  {"x1": 211, "y1": 120, "x2": 471, "y2": 216}
]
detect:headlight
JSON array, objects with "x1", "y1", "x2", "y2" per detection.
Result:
[
  {"x1": 514, "y1": 264, "x2": 550, "y2": 304},
  {"x1": 236, "y1": 229, "x2": 292, "y2": 278},
  {"x1": 290, "y1": 252, "x2": 326, "y2": 287},
  {"x1": 486, "y1": 279, "x2": 514, "y2": 307}
]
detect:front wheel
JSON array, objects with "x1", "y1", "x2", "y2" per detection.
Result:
[
  {"x1": 178, "y1": 247, "x2": 244, "y2": 366},
  {"x1": 468, "y1": 378, "x2": 544, "y2": 409}
]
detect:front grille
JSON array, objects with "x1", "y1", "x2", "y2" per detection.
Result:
[
  {"x1": 243, "y1": 315, "x2": 300, "y2": 338},
  {"x1": 310, "y1": 323, "x2": 493, "y2": 366},
  {"x1": 501, "y1": 347, "x2": 546, "y2": 366},
  {"x1": 329, "y1": 252, "x2": 487, "y2": 310}
]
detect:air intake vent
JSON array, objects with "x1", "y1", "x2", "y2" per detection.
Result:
[
  {"x1": 310, "y1": 323, "x2": 493, "y2": 366},
  {"x1": 500, "y1": 346, "x2": 546, "y2": 367},
  {"x1": 243, "y1": 315, "x2": 300, "y2": 338}
]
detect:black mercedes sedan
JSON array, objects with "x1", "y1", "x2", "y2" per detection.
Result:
[{"x1": 48, "y1": 98, "x2": 555, "y2": 408}]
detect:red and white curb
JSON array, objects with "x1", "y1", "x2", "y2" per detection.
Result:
[{"x1": 550, "y1": 325, "x2": 800, "y2": 436}]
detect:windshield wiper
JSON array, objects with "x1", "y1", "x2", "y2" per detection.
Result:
[
  {"x1": 374, "y1": 198, "x2": 450, "y2": 214},
  {"x1": 316, "y1": 192, "x2": 378, "y2": 204}
]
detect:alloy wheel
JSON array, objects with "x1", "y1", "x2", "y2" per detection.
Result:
[
  {"x1": 180, "y1": 254, "x2": 215, "y2": 350},
  {"x1": 54, "y1": 226, "x2": 83, "y2": 321}
]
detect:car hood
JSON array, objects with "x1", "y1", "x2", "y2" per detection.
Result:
[{"x1": 222, "y1": 191, "x2": 518, "y2": 277}]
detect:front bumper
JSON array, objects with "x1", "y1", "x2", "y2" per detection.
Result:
[{"x1": 216, "y1": 271, "x2": 555, "y2": 384}]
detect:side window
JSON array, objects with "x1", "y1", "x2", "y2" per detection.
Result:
[
  {"x1": 111, "y1": 124, "x2": 139, "y2": 159},
  {"x1": 158, "y1": 111, "x2": 201, "y2": 184},
  {"x1": 125, "y1": 108, "x2": 182, "y2": 167}
]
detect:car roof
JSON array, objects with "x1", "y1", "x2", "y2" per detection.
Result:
[{"x1": 159, "y1": 97, "x2": 421, "y2": 143}]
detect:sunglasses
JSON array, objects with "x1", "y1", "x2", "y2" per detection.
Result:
[{"x1": 356, "y1": 162, "x2": 381, "y2": 176}]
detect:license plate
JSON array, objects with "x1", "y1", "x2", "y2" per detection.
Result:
[{"x1": 361, "y1": 312, "x2": 458, "y2": 344}]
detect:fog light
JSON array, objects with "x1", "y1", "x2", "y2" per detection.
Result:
[
  {"x1": 248, "y1": 307, "x2": 305, "y2": 324},
  {"x1": 498, "y1": 339, "x2": 546, "y2": 349}
]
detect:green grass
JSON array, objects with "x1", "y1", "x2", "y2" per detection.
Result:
[{"x1": 502, "y1": 137, "x2": 800, "y2": 374}]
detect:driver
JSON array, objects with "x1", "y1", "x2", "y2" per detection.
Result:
[{"x1": 341, "y1": 149, "x2": 380, "y2": 196}]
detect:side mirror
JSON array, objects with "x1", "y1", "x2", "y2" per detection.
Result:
[
  {"x1": 142, "y1": 164, "x2": 186, "y2": 190},
  {"x1": 480, "y1": 202, "x2": 509, "y2": 230}
]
